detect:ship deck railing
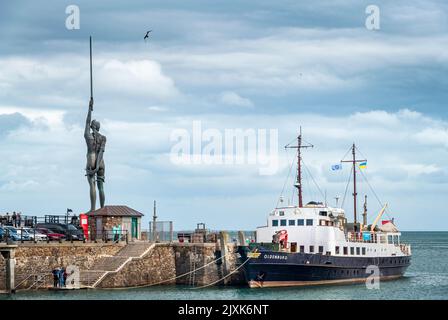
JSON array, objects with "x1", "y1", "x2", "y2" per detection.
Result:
[
  {"x1": 345, "y1": 231, "x2": 400, "y2": 244},
  {"x1": 345, "y1": 232, "x2": 411, "y2": 255}
]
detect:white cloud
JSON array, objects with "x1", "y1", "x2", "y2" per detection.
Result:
[
  {"x1": 147, "y1": 106, "x2": 169, "y2": 112},
  {"x1": 0, "y1": 106, "x2": 65, "y2": 127},
  {"x1": 0, "y1": 56, "x2": 180, "y2": 112},
  {"x1": 97, "y1": 59, "x2": 179, "y2": 99},
  {"x1": 414, "y1": 128, "x2": 448, "y2": 147},
  {"x1": 0, "y1": 180, "x2": 39, "y2": 191},
  {"x1": 219, "y1": 91, "x2": 254, "y2": 108}
]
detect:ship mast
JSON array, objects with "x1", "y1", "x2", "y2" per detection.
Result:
[
  {"x1": 341, "y1": 144, "x2": 366, "y2": 224},
  {"x1": 285, "y1": 127, "x2": 313, "y2": 208}
]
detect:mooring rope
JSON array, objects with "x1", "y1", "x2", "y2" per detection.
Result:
[
  {"x1": 101, "y1": 249, "x2": 238, "y2": 290},
  {"x1": 190, "y1": 257, "x2": 251, "y2": 290}
]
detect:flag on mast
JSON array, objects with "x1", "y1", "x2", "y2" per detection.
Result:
[
  {"x1": 331, "y1": 164, "x2": 342, "y2": 171},
  {"x1": 359, "y1": 161, "x2": 367, "y2": 169}
]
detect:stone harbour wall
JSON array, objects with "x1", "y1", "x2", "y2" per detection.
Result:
[
  {"x1": 97, "y1": 243, "x2": 244, "y2": 288},
  {"x1": 13, "y1": 243, "x2": 124, "y2": 289},
  {"x1": 172, "y1": 243, "x2": 244, "y2": 286},
  {"x1": 98, "y1": 244, "x2": 176, "y2": 288},
  {"x1": 1, "y1": 241, "x2": 246, "y2": 292}
]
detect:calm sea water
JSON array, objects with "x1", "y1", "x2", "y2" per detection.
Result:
[{"x1": 2, "y1": 232, "x2": 447, "y2": 300}]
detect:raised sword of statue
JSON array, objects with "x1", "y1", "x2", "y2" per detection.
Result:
[
  {"x1": 85, "y1": 36, "x2": 107, "y2": 212},
  {"x1": 90, "y1": 36, "x2": 93, "y2": 110}
]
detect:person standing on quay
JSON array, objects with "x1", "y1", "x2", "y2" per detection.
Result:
[
  {"x1": 17, "y1": 212, "x2": 22, "y2": 227},
  {"x1": 58, "y1": 268, "x2": 65, "y2": 287},
  {"x1": 12, "y1": 212, "x2": 17, "y2": 227},
  {"x1": 52, "y1": 268, "x2": 59, "y2": 288}
]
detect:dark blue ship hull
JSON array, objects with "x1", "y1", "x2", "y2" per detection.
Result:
[{"x1": 238, "y1": 246, "x2": 411, "y2": 288}]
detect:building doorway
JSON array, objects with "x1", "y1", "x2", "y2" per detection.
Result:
[{"x1": 131, "y1": 217, "x2": 138, "y2": 239}]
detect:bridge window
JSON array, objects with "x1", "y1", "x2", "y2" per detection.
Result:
[
  {"x1": 356, "y1": 247, "x2": 360, "y2": 255},
  {"x1": 343, "y1": 247, "x2": 348, "y2": 255},
  {"x1": 279, "y1": 211, "x2": 285, "y2": 216},
  {"x1": 288, "y1": 220, "x2": 295, "y2": 226},
  {"x1": 335, "y1": 246, "x2": 340, "y2": 254},
  {"x1": 319, "y1": 211, "x2": 328, "y2": 216},
  {"x1": 280, "y1": 219, "x2": 287, "y2": 226},
  {"x1": 318, "y1": 246, "x2": 324, "y2": 254},
  {"x1": 272, "y1": 220, "x2": 278, "y2": 227},
  {"x1": 306, "y1": 219, "x2": 313, "y2": 226},
  {"x1": 300, "y1": 245, "x2": 305, "y2": 253},
  {"x1": 350, "y1": 247, "x2": 355, "y2": 255},
  {"x1": 297, "y1": 219, "x2": 304, "y2": 226},
  {"x1": 309, "y1": 245, "x2": 314, "y2": 253},
  {"x1": 362, "y1": 248, "x2": 366, "y2": 255},
  {"x1": 388, "y1": 235, "x2": 393, "y2": 244}
]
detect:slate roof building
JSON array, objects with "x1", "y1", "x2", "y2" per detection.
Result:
[{"x1": 86, "y1": 205, "x2": 144, "y2": 241}]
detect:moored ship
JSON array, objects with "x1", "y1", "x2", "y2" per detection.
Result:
[{"x1": 238, "y1": 129, "x2": 411, "y2": 288}]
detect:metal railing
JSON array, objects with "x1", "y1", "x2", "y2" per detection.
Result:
[
  {"x1": 89, "y1": 230, "x2": 129, "y2": 243},
  {"x1": 345, "y1": 231, "x2": 411, "y2": 254},
  {"x1": 147, "y1": 221, "x2": 174, "y2": 242},
  {"x1": 0, "y1": 215, "x2": 37, "y2": 228},
  {"x1": 15, "y1": 273, "x2": 52, "y2": 290},
  {"x1": 0, "y1": 214, "x2": 83, "y2": 229},
  {"x1": 345, "y1": 231, "x2": 402, "y2": 244}
]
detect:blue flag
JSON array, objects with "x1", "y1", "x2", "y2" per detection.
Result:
[{"x1": 331, "y1": 164, "x2": 342, "y2": 171}]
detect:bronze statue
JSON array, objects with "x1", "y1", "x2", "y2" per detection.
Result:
[{"x1": 85, "y1": 97, "x2": 106, "y2": 212}]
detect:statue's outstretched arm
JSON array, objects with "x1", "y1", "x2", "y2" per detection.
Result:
[{"x1": 85, "y1": 98, "x2": 93, "y2": 138}]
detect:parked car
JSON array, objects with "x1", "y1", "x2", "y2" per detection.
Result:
[
  {"x1": 19, "y1": 227, "x2": 48, "y2": 241},
  {"x1": 0, "y1": 226, "x2": 21, "y2": 241},
  {"x1": 12, "y1": 228, "x2": 32, "y2": 241},
  {"x1": 36, "y1": 223, "x2": 85, "y2": 241},
  {"x1": 3, "y1": 226, "x2": 28, "y2": 240},
  {"x1": 35, "y1": 227, "x2": 66, "y2": 241}
]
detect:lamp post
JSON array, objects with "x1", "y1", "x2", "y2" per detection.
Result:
[{"x1": 66, "y1": 208, "x2": 73, "y2": 241}]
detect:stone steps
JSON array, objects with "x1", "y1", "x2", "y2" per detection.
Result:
[
  {"x1": 90, "y1": 256, "x2": 129, "y2": 271},
  {"x1": 116, "y1": 243, "x2": 153, "y2": 257},
  {"x1": 80, "y1": 271, "x2": 105, "y2": 287},
  {"x1": 79, "y1": 242, "x2": 155, "y2": 288}
]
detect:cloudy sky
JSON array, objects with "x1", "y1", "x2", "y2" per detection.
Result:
[{"x1": 0, "y1": 0, "x2": 447, "y2": 230}]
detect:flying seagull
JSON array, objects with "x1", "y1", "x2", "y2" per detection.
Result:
[{"x1": 144, "y1": 30, "x2": 152, "y2": 40}]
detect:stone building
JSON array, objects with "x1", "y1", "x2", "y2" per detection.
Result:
[{"x1": 86, "y1": 205, "x2": 144, "y2": 241}]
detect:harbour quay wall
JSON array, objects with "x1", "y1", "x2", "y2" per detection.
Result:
[
  {"x1": 171, "y1": 243, "x2": 244, "y2": 287},
  {"x1": 97, "y1": 243, "x2": 245, "y2": 288},
  {"x1": 12, "y1": 243, "x2": 124, "y2": 290},
  {"x1": 1, "y1": 242, "x2": 245, "y2": 291},
  {"x1": 98, "y1": 244, "x2": 177, "y2": 288}
]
